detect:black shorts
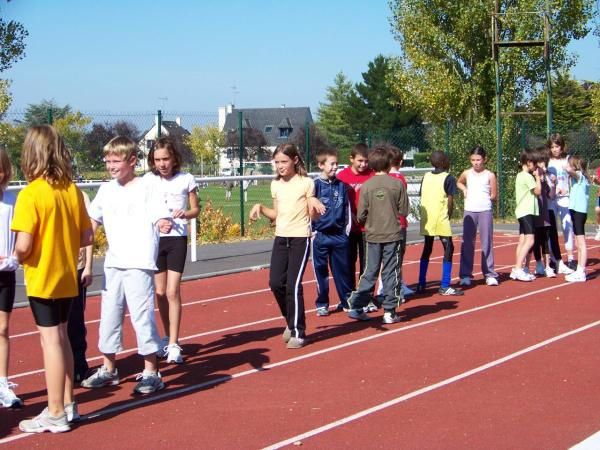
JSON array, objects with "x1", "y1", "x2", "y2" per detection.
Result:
[
  {"x1": 518, "y1": 215, "x2": 536, "y2": 235},
  {"x1": 29, "y1": 297, "x2": 74, "y2": 327},
  {"x1": 156, "y1": 236, "x2": 188, "y2": 274},
  {"x1": 0, "y1": 272, "x2": 16, "y2": 313},
  {"x1": 569, "y1": 210, "x2": 587, "y2": 236}
]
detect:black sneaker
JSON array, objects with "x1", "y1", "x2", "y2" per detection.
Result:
[{"x1": 438, "y1": 286, "x2": 464, "y2": 296}]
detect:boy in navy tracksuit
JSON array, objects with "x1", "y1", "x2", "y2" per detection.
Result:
[{"x1": 312, "y1": 148, "x2": 353, "y2": 316}]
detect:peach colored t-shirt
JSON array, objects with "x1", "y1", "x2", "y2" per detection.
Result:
[{"x1": 271, "y1": 175, "x2": 314, "y2": 238}]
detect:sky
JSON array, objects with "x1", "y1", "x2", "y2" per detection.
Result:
[{"x1": 2, "y1": 0, "x2": 599, "y2": 118}]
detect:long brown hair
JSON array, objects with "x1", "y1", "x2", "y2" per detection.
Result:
[
  {"x1": 147, "y1": 137, "x2": 182, "y2": 176},
  {"x1": 21, "y1": 125, "x2": 73, "y2": 184},
  {"x1": 569, "y1": 155, "x2": 590, "y2": 183},
  {"x1": 272, "y1": 143, "x2": 307, "y2": 179},
  {"x1": 547, "y1": 133, "x2": 568, "y2": 158},
  {"x1": 0, "y1": 146, "x2": 13, "y2": 190}
]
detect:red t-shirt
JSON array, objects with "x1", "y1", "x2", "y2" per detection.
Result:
[
  {"x1": 337, "y1": 166, "x2": 374, "y2": 232},
  {"x1": 388, "y1": 171, "x2": 408, "y2": 229}
]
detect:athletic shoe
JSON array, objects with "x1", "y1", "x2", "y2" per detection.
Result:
[
  {"x1": 81, "y1": 366, "x2": 119, "y2": 389},
  {"x1": 485, "y1": 277, "x2": 499, "y2": 286},
  {"x1": 567, "y1": 260, "x2": 577, "y2": 271},
  {"x1": 286, "y1": 337, "x2": 305, "y2": 349},
  {"x1": 523, "y1": 266, "x2": 531, "y2": 275},
  {"x1": 382, "y1": 311, "x2": 402, "y2": 324},
  {"x1": 316, "y1": 306, "x2": 330, "y2": 317},
  {"x1": 64, "y1": 402, "x2": 80, "y2": 423},
  {"x1": 438, "y1": 286, "x2": 464, "y2": 296},
  {"x1": 558, "y1": 260, "x2": 574, "y2": 275},
  {"x1": 459, "y1": 277, "x2": 471, "y2": 286},
  {"x1": 282, "y1": 327, "x2": 291, "y2": 343},
  {"x1": 565, "y1": 269, "x2": 586, "y2": 283},
  {"x1": 158, "y1": 336, "x2": 170, "y2": 358},
  {"x1": 595, "y1": 229, "x2": 600, "y2": 241},
  {"x1": 348, "y1": 309, "x2": 371, "y2": 321},
  {"x1": 545, "y1": 267, "x2": 557, "y2": 278},
  {"x1": 166, "y1": 344, "x2": 184, "y2": 364},
  {"x1": 535, "y1": 261, "x2": 546, "y2": 276},
  {"x1": 335, "y1": 303, "x2": 350, "y2": 312},
  {"x1": 510, "y1": 268, "x2": 533, "y2": 282},
  {"x1": 133, "y1": 371, "x2": 164, "y2": 395},
  {"x1": 364, "y1": 301, "x2": 379, "y2": 313},
  {"x1": 0, "y1": 380, "x2": 22, "y2": 408},
  {"x1": 401, "y1": 283, "x2": 415, "y2": 297},
  {"x1": 19, "y1": 407, "x2": 70, "y2": 434}
]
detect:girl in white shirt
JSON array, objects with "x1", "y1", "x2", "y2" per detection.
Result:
[
  {"x1": 457, "y1": 146, "x2": 499, "y2": 287},
  {"x1": 145, "y1": 138, "x2": 199, "y2": 364}
]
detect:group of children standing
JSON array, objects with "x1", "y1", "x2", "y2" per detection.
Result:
[{"x1": 0, "y1": 127, "x2": 199, "y2": 433}]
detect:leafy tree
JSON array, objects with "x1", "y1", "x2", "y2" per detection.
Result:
[
  {"x1": 23, "y1": 99, "x2": 72, "y2": 126},
  {"x1": 53, "y1": 112, "x2": 92, "y2": 173},
  {"x1": 185, "y1": 124, "x2": 223, "y2": 175},
  {"x1": 347, "y1": 55, "x2": 420, "y2": 139},
  {"x1": 530, "y1": 71, "x2": 593, "y2": 131},
  {"x1": 388, "y1": 0, "x2": 598, "y2": 124},
  {"x1": 225, "y1": 127, "x2": 268, "y2": 162},
  {"x1": 0, "y1": 1, "x2": 28, "y2": 72},
  {"x1": 82, "y1": 121, "x2": 140, "y2": 169},
  {"x1": 589, "y1": 83, "x2": 600, "y2": 126},
  {"x1": 290, "y1": 124, "x2": 330, "y2": 170},
  {"x1": 317, "y1": 72, "x2": 357, "y2": 150},
  {"x1": 0, "y1": 122, "x2": 26, "y2": 178}
]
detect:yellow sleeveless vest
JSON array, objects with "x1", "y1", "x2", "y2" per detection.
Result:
[{"x1": 420, "y1": 171, "x2": 451, "y2": 236}]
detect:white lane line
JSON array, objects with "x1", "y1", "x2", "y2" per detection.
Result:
[
  {"x1": 570, "y1": 431, "x2": 600, "y2": 449},
  {"x1": 0, "y1": 278, "x2": 589, "y2": 446},
  {"x1": 8, "y1": 240, "x2": 519, "y2": 340},
  {"x1": 263, "y1": 320, "x2": 600, "y2": 450}
]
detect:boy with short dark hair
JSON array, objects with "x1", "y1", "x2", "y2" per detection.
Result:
[
  {"x1": 82, "y1": 136, "x2": 172, "y2": 395},
  {"x1": 347, "y1": 146, "x2": 409, "y2": 324},
  {"x1": 311, "y1": 148, "x2": 353, "y2": 316}
]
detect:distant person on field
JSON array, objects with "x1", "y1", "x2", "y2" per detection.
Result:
[
  {"x1": 457, "y1": 145, "x2": 499, "y2": 287},
  {"x1": 144, "y1": 137, "x2": 200, "y2": 364},
  {"x1": 12, "y1": 126, "x2": 93, "y2": 433},
  {"x1": 311, "y1": 147, "x2": 353, "y2": 316},
  {"x1": 225, "y1": 180, "x2": 234, "y2": 201},
  {"x1": 510, "y1": 148, "x2": 541, "y2": 282},
  {"x1": 346, "y1": 146, "x2": 409, "y2": 324},
  {"x1": 0, "y1": 147, "x2": 22, "y2": 409},
  {"x1": 417, "y1": 151, "x2": 463, "y2": 296},
  {"x1": 82, "y1": 136, "x2": 172, "y2": 395},
  {"x1": 249, "y1": 144, "x2": 324, "y2": 349}
]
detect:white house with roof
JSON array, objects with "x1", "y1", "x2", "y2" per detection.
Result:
[{"x1": 217, "y1": 104, "x2": 313, "y2": 174}]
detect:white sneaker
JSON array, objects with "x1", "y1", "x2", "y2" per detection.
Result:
[
  {"x1": 558, "y1": 260, "x2": 574, "y2": 275},
  {"x1": 0, "y1": 380, "x2": 23, "y2": 408},
  {"x1": 595, "y1": 229, "x2": 600, "y2": 241},
  {"x1": 535, "y1": 261, "x2": 545, "y2": 276},
  {"x1": 64, "y1": 402, "x2": 80, "y2": 423},
  {"x1": 565, "y1": 269, "x2": 586, "y2": 282},
  {"x1": 459, "y1": 277, "x2": 471, "y2": 286},
  {"x1": 485, "y1": 277, "x2": 499, "y2": 286},
  {"x1": 511, "y1": 268, "x2": 533, "y2": 282},
  {"x1": 19, "y1": 407, "x2": 70, "y2": 433},
  {"x1": 166, "y1": 343, "x2": 184, "y2": 364},
  {"x1": 545, "y1": 267, "x2": 556, "y2": 278},
  {"x1": 382, "y1": 311, "x2": 402, "y2": 324}
]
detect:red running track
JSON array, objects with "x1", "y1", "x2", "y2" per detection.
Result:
[{"x1": 1, "y1": 233, "x2": 599, "y2": 449}]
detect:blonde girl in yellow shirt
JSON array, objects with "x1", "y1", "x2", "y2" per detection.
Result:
[
  {"x1": 12, "y1": 126, "x2": 93, "y2": 433},
  {"x1": 249, "y1": 144, "x2": 324, "y2": 349}
]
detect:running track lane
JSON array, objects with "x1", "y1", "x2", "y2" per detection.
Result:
[{"x1": 1, "y1": 234, "x2": 592, "y2": 448}]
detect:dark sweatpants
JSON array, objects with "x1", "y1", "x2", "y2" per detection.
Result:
[
  {"x1": 269, "y1": 237, "x2": 310, "y2": 339},
  {"x1": 67, "y1": 269, "x2": 89, "y2": 377}
]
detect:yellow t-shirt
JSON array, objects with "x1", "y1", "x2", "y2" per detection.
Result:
[
  {"x1": 11, "y1": 179, "x2": 92, "y2": 299},
  {"x1": 271, "y1": 175, "x2": 314, "y2": 237}
]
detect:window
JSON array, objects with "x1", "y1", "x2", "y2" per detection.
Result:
[
  {"x1": 264, "y1": 125, "x2": 273, "y2": 133},
  {"x1": 279, "y1": 128, "x2": 290, "y2": 138},
  {"x1": 146, "y1": 139, "x2": 155, "y2": 149}
]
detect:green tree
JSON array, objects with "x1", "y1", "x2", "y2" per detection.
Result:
[
  {"x1": 23, "y1": 99, "x2": 72, "y2": 126},
  {"x1": 589, "y1": 83, "x2": 600, "y2": 126},
  {"x1": 0, "y1": 121, "x2": 26, "y2": 178},
  {"x1": 317, "y1": 72, "x2": 356, "y2": 150},
  {"x1": 185, "y1": 124, "x2": 223, "y2": 176},
  {"x1": 0, "y1": 1, "x2": 28, "y2": 72},
  {"x1": 388, "y1": 0, "x2": 597, "y2": 124},
  {"x1": 347, "y1": 55, "x2": 420, "y2": 139},
  {"x1": 53, "y1": 112, "x2": 92, "y2": 173}
]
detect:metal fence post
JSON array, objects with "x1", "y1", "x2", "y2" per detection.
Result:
[
  {"x1": 157, "y1": 110, "x2": 162, "y2": 138},
  {"x1": 46, "y1": 108, "x2": 53, "y2": 125},
  {"x1": 305, "y1": 120, "x2": 310, "y2": 172},
  {"x1": 238, "y1": 111, "x2": 245, "y2": 237},
  {"x1": 445, "y1": 120, "x2": 451, "y2": 154}
]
